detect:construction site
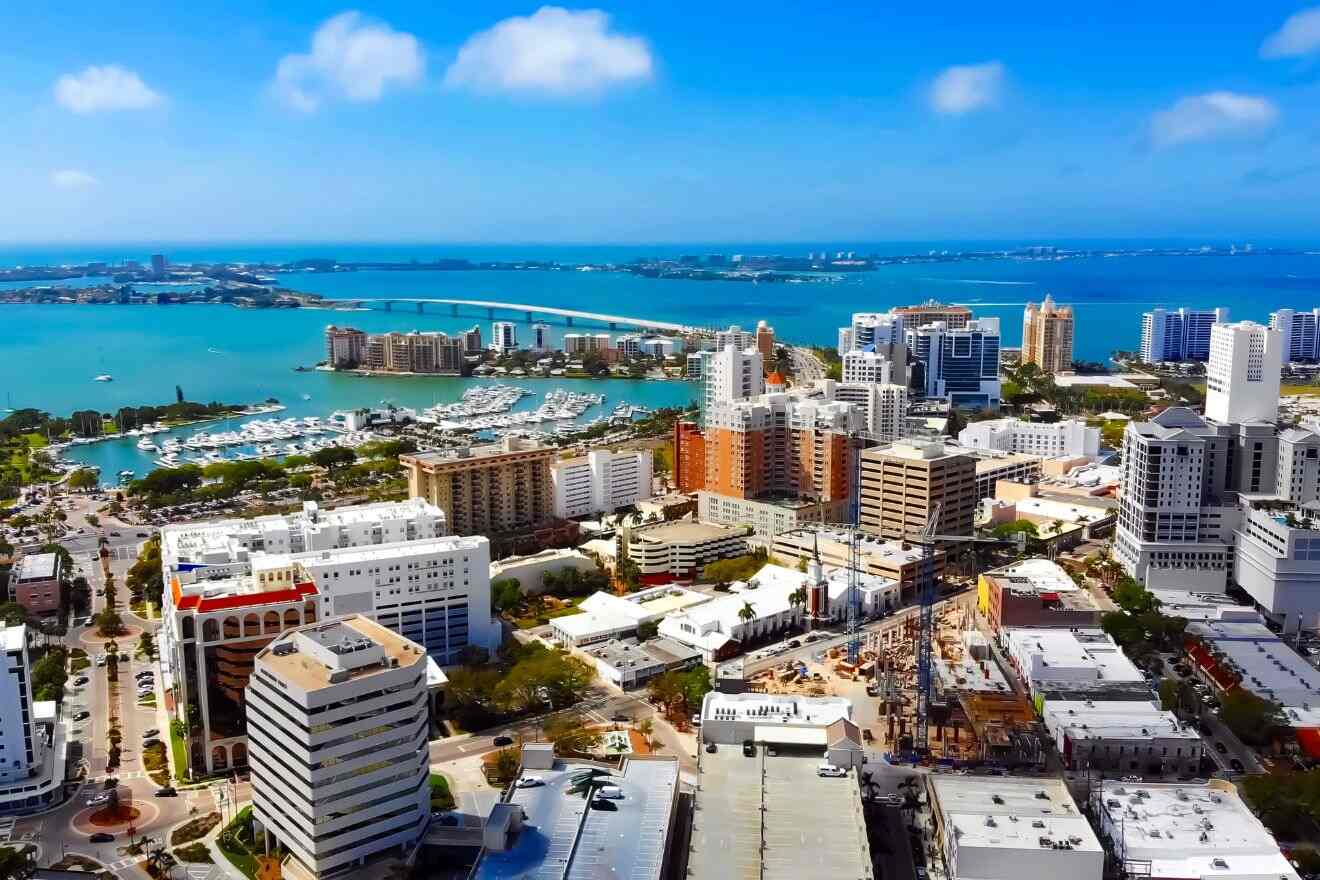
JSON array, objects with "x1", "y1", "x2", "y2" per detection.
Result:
[{"x1": 737, "y1": 597, "x2": 1046, "y2": 766}]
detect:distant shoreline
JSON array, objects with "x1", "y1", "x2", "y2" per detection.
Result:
[{"x1": 309, "y1": 364, "x2": 685, "y2": 382}]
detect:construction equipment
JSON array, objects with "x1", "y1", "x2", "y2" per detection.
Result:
[{"x1": 906, "y1": 501, "x2": 1027, "y2": 754}]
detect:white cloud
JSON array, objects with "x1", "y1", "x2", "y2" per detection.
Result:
[
  {"x1": 54, "y1": 65, "x2": 163, "y2": 114},
  {"x1": 51, "y1": 169, "x2": 97, "y2": 190},
  {"x1": 444, "y1": 6, "x2": 653, "y2": 96},
  {"x1": 929, "y1": 61, "x2": 1005, "y2": 115},
  {"x1": 1149, "y1": 91, "x2": 1279, "y2": 148},
  {"x1": 1261, "y1": 6, "x2": 1320, "y2": 58},
  {"x1": 273, "y1": 11, "x2": 424, "y2": 112}
]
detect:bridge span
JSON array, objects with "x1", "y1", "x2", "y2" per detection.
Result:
[{"x1": 338, "y1": 297, "x2": 705, "y2": 334}]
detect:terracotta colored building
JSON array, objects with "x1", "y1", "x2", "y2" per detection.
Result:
[{"x1": 673, "y1": 419, "x2": 707, "y2": 493}]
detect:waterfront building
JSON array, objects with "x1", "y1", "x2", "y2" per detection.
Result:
[
  {"x1": 490, "y1": 321, "x2": 518, "y2": 355},
  {"x1": 905, "y1": 318, "x2": 1002, "y2": 408},
  {"x1": 615, "y1": 334, "x2": 643, "y2": 359},
  {"x1": 755, "y1": 320, "x2": 775, "y2": 359},
  {"x1": 640, "y1": 336, "x2": 675, "y2": 358},
  {"x1": 1138, "y1": 307, "x2": 1230, "y2": 363},
  {"x1": 1204, "y1": 321, "x2": 1283, "y2": 425},
  {"x1": 1021, "y1": 295, "x2": 1074, "y2": 374},
  {"x1": 461, "y1": 325, "x2": 482, "y2": 353},
  {"x1": 703, "y1": 344, "x2": 764, "y2": 412},
  {"x1": 531, "y1": 322, "x2": 551, "y2": 351},
  {"x1": 247, "y1": 616, "x2": 431, "y2": 879},
  {"x1": 926, "y1": 775, "x2": 1102, "y2": 880},
  {"x1": 551, "y1": 448, "x2": 653, "y2": 518},
  {"x1": 839, "y1": 311, "x2": 906, "y2": 357},
  {"x1": 858, "y1": 439, "x2": 977, "y2": 541},
  {"x1": 402, "y1": 436, "x2": 556, "y2": 539},
  {"x1": 150, "y1": 253, "x2": 167, "y2": 277},
  {"x1": 1269, "y1": 308, "x2": 1320, "y2": 363},
  {"x1": 0, "y1": 624, "x2": 66, "y2": 814},
  {"x1": 623, "y1": 520, "x2": 749, "y2": 585},
  {"x1": 702, "y1": 389, "x2": 861, "y2": 507},
  {"x1": 672, "y1": 419, "x2": 706, "y2": 493},
  {"x1": 1096, "y1": 781, "x2": 1299, "y2": 880},
  {"x1": 714, "y1": 324, "x2": 755, "y2": 351},
  {"x1": 894, "y1": 300, "x2": 971, "y2": 330},
  {"x1": 8, "y1": 552, "x2": 60, "y2": 617},
  {"x1": 330, "y1": 327, "x2": 463, "y2": 375},
  {"x1": 1114, "y1": 408, "x2": 1240, "y2": 589},
  {"x1": 958, "y1": 417, "x2": 1100, "y2": 459},
  {"x1": 158, "y1": 500, "x2": 496, "y2": 775},
  {"x1": 324, "y1": 325, "x2": 368, "y2": 368}
]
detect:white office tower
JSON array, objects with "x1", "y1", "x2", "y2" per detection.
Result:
[
  {"x1": 247, "y1": 616, "x2": 430, "y2": 879},
  {"x1": 1269, "y1": 308, "x2": 1320, "y2": 363},
  {"x1": 1204, "y1": 321, "x2": 1282, "y2": 425},
  {"x1": 833, "y1": 382, "x2": 907, "y2": 442},
  {"x1": 713, "y1": 325, "x2": 755, "y2": 351},
  {"x1": 703, "y1": 345, "x2": 764, "y2": 413},
  {"x1": 0, "y1": 626, "x2": 37, "y2": 785},
  {"x1": 1139, "y1": 307, "x2": 1230, "y2": 363},
  {"x1": 531, "y1": 323, "x2": 551, "y2": 351},
  {"x1": 958, "y1": 417, "x2": 1100, "y2": 459},
  {"x1": 842, "y1": 348, "x2": 904, "y2": 385},
  {"x1": 841, "y1": 312, "x2": 905, "y2": 353},
  {"x1": 490, "y1": 321, "x2": 518, "y2": 355},
  {"x1": 1278, "y1": 427, "x2": 1320, "y2": 503},
  {"x1": 551, "y1": 448, "x2": 654, "y2": 518},
  {"x1": 1114, "y1": 408, "x2": 1240, "y2": 589}
]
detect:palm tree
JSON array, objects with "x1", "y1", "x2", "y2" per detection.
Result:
[{"x1": 737, "y1": 602, "x2": 756, "y2": 625}]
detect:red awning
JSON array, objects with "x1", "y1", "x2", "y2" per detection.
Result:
[{"x1": 1296, "y1": 728, "x2": 1320, "y2": 759}]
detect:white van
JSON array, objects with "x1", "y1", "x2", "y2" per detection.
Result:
[
  {"x1": 596, "y1": 785, "x2": 624, "y2": 800},
  {"x1": 817, "y1": 763, "x2": 847, "y2": 778}
]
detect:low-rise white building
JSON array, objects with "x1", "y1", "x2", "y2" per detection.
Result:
[
  {"x1": 1002, "y1": 628, "x2": 1147, "y2": 701},
  {"x1": 1095, "y1": 781, "x2": 1300, "y2": 880},
  {"x1": 246, "y1": 616, "x2": 431, "y2": 879},
  {"x1": 927, "y1": 775, "x2": 1102, "y2": 880},
  {"x1": 959, "y1": 417, "x2": 1101, "y2": 459},
  {"x1": 657, "y1": 562, "x2": 898, "y2": 661},
  {"x1": 582, "y1": 637, "x2": 702, "y2": 689},
  {"x1": 699, "y1": 691, "x2": 853, "y2": 746},
  {"x1": 1042, "y1": 699, "x2": 1202, "y2": 774},
  {"x1": 1186, "y1": 619, "x2": 1320, "y2": 728},
  {"x1": 549, "y1": 585, "x2": 712, "y2": 647}
]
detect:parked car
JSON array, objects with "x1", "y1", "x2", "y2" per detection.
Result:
[
  {"x1": 86, "y1": 793, "x2": 111, "y2": 806},
  {"x1": 742, "y1": 740, "x2": 755, "y2": 757},
  {"x1": 155, "y1": 787, "x2": 177, "y2": 797},
  {"x1": 73, "y1": 676, "x2": 89, "y2": 686},
  {"x1": 73, "y1": 711, "x2": 90, "y2": 722},
  {"x1": 143, "y1": 738, "x2": 161, "y2": 748},
  {"x1": 705, "y1": 742, "x2": 717, "y2": 753},
  {"x1": 1230, "y1": 759, "x2": 1245, "y2": 772},
  {"x1": 110, "y1": 531, "x2": 121, "y2": 536},
  {"x1": 1122, "y1": 775, "x2": 1142, "y2": 783},
  {"x1": 143, "y1": 728, "x2": 159, "y2": 738},
  {"x1": 1214, "y1": 742, "x2": 1228, "y2": 754},
  {"x1": 590, "y1": 797, "x2": 618, "y2": 811},
  {"x1": 137, "y1": 532, "x2": 149, "y2": 538},
  {"x1": 611, "y1": 713, "x2": 630, "y2": 722},
  {"x1": 89, "y1": 833, "x2": 115, "y2": 843},
  {"x1": 596, "y1": 785, "x2": 624, "y2": 800},
  {"x1": 515, "y1": 776, "x2": 544, "y2": 789},
  {"x1": 817, "y1": 763, "x2": 848, "y2": 778},
  {"x1": 786, "y1": 640, "x2": 801, "y2": 649},
  {"x1": 492, "y1": 735, "x2": 514, "y2": 748}
]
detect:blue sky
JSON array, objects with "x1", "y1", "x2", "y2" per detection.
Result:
[{"x1": 3, "y1": 2, "x2": 1320, "y2": 243}]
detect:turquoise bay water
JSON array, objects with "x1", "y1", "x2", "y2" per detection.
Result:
[{"x1": 3, "y1": 242, "x2": 1319, "y2": 481}]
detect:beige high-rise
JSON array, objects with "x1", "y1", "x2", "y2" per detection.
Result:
[
  {"x1": 401, "y1": 437, "x2": 555, "y2": 537},
  {"x1": 1021, "y1": 295, "x2": 1074, "y2": 373},
  {"x1": 857, "y1": 440, "x2": 976, "y2": 541}
]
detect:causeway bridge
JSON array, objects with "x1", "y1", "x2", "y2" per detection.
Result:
[{"x1": 335, "y1": 297, "x2": 706, "y2": 334}]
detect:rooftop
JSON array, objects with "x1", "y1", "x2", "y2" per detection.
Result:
[
  {"x1": 1187, "y1": 620, "x2": 1320, "y2": 725},
  {"x1": 690, "y1": 749, "x2": 872, "y2": 880},
  {"x1": 586, "y1": 637, "x2": 701, "y2": 671},
  {"x1": 1044, "y1": 700, "x2": 1199, "y2": 742},
  {"x1": 402, "y1": 436, "x2": 552, "y2": 465},
  {"x1": 0, "y1": 624, "x2": 25, "y2": 653},
  {"x1": 1147, "y1": 590, "x2": 1260, "y2": 624},
  {"x1": 13, "y1": 553, "x2": 58, "y2": 580},
  {"x1": 1098, "y1": 781, "x2": 1299, "y2": 880},
  {"x1": 975, "y1": 451, "x2": 1044, "y2": 474},
  {"x1": 701, "y1": 690, "x2": 852, "y2": 727},
  {"x1": 256, "y1": 615, "x2": 425, "y2": 693},
  {"x1": 473, "y1": 757, "x2": 678, "y2": 880},
  {"x1": 985, "y1": 559, "x2": 1101, "y2": 611},
  {"x1": 863, "y1": 439, "x2": 973, "y2": 464},
  {"x1": 929, "y1": 775, "x2": 1101, "y2": 855},
  {"x1": 631, "y1": 519, "x2": 747, "y2": 545},
  {"x1": 1005, "y1": 627, "x2": 1146, "y2": 689}
]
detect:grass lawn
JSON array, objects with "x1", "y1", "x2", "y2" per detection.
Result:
[
  {"x1": 70, "y1": 658, "x2": 90, "y2": 673},
  {"x1": 173, "y1": 842, "x2": 213, "y2": 864},
  {"x1": 1282, "y1": 383, "x2": 1320, "y2": 396},
  {"x1": 21, "y1": 432, "x2": 48, "y2": 449},
  {"x1": 170, "y1": 811, "x2": 221, "y2": 846},
  {"x1": 216, "y1": 807, "x2": 259, "y2": 879},
  {"x1": 429, "y1": 773, "x2": 455, "y2": 811},
  {"x1": 169, "y1": 725, "x2": 188, "y2": 780}
]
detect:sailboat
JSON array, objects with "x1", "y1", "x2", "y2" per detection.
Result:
[{"x1": 2, "y1": 392, "x2": 13, "y2": 414}]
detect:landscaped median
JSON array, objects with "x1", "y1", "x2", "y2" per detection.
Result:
[
  {"x1": 216, "y1": 805, "x2": 259, "y2": 879},
  {"x1": 168, "y1": 721, "x2": 188, "y2": 781}
]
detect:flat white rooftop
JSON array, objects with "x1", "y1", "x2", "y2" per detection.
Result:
[
  {"x1": 930, "y1": 775, "x2": 1101, "y2": 854},
  {"x1": 1188, "y1": 620, "x2": 1320, "y2": 726},
  {"x1": 1098, "y1": 781, "x2": 1299, "y2": 880},
  {"x1": 1149, "y1": 590, "x2": 1260, "y2": 623},
  {"x1": 286, "y1": 534, "x2": 487, "y2": 566},
  {"x1": 1006, "y1": 627, "x2": 1145, "y2": 686},
  {"x1": 702, "y1": 691, "x2": 851, "y2": 727},
  {"x1": 1043, "y1": 700, "x2": 1199, "y2": 741}
]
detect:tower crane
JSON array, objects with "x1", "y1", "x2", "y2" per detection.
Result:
[{"x1": 906, "y1": 501, "x2": 1027, "y2": 754}]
